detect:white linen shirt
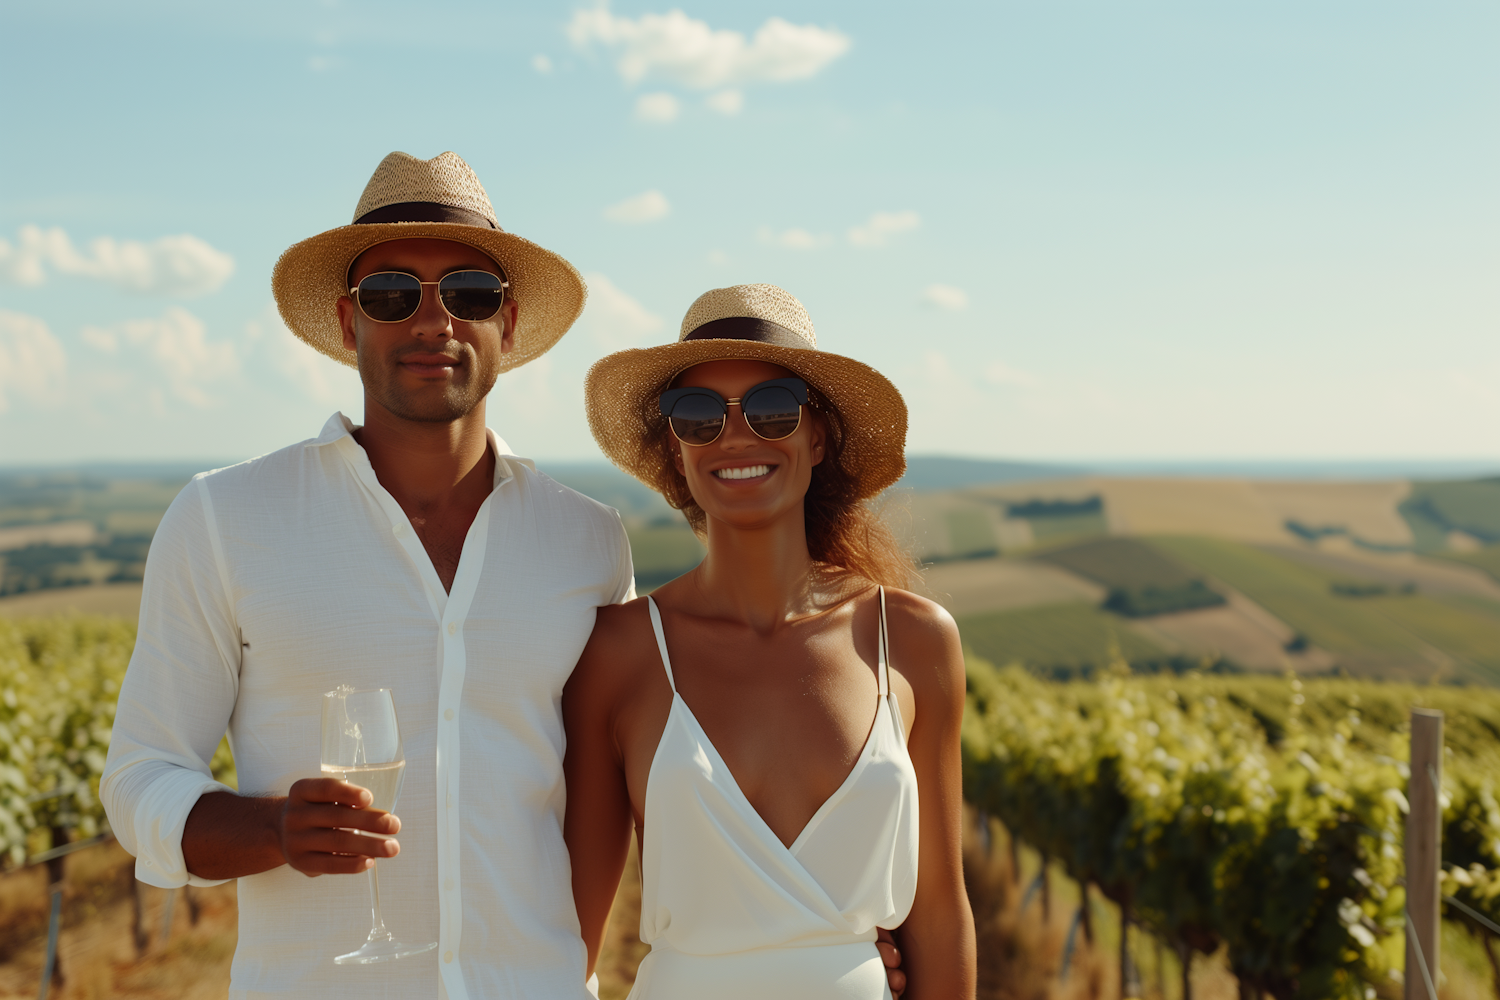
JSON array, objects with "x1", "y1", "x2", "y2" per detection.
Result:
[{"x1": 101, "y1": 413, "x2": 634, "y2": 1000}]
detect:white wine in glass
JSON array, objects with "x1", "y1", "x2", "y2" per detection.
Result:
[{"x1": 321, "y1": 686, "x2": 437, "y2": 965}]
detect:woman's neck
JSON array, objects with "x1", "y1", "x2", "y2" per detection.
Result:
[{"x1": 689, "y1": 506, "x2": 824, "y2": 633}]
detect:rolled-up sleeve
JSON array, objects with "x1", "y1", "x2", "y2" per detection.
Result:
[{"x1": 101, "y1": 476, "x2": 240, "y2": 888}]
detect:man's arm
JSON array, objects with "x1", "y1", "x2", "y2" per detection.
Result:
[
  {"x1": 101, "y1": 477, "x2": 400, "y2": 885},
  {"x1": 101, "y1": 479, "x2": 245, "y2": 887}
]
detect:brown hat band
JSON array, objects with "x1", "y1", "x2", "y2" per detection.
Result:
[
  {"x1": 683, "y1": 317, "x2": 807, "y2": 348},
  {"x1": 354, "y1": 201, "x2": 500, "y2": 229}
]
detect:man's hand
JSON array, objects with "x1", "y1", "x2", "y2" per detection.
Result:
[
  {"x1": 877, "y1": 927, "x2": 906, "y2": 998},
  {"x1": 181, "y1": 779, "x2": 402, "y2": 882},
  {"x1": 279, "y1": 777, "x2": 400, "y2": 876}
]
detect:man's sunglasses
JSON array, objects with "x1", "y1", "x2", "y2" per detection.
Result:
[
  {"x1": 349, "y1": 270, "x2": 508, "y2": 324},
  {"x1": 659, "y1": 377, "x2": 808, "y2": 446}
]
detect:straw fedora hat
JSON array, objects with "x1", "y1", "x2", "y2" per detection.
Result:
[
  {"x1": 585, "y1": 284, "x2": 907, "y2": 501},
  {"x1": 272, "y1": 151, "x2": 585, "y2": 371}
]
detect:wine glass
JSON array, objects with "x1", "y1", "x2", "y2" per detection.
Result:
[{"x1": 321, "y1": 686, "x2": 437, "y2": 965}]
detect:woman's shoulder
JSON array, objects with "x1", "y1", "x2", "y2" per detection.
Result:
[
  {"x1": 877, "y1": 586, "x2": 965, "y2": 695},
  {"x1": 878, "y1": 586, "x2": 960, "y2": 645}
]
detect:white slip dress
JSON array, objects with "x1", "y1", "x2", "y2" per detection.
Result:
[{"x1": 627, "y1": 589, "x2": 919, "y2": 1000}]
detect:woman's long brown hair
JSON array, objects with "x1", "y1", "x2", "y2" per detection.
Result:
[{"x1": 639, "y1": 382, "x2": 916, "y2": 590}]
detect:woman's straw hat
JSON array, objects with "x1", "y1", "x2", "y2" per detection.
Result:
[
  {"x1": 272, "y1": 151, "x2": 585, "y2": 371},
  {"x1": 585, "y1": 284, "x2": 907, "y2": 500}
]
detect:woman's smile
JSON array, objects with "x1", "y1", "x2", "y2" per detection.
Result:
[{"x1": 713, "y1": 463, "x2": 775, "y2": 481}]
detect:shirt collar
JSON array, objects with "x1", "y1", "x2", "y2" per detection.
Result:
[{"x1": 315, "y1": 411, "x2": 532, "y2": 491}]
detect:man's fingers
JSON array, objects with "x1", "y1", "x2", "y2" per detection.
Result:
[
  {"x1": 294, "y1": 853, "x2": 377, "y2": 877},
  {"x1": 285, "y1": 803, "x2": 400, "y2": 836},
  {"x1": 875, "y1": 929, "x2": 905, "y2": 999},
  {"x1": 293, "y1": 828, "x2": 400, "y2": 860},
  {"x1": 289, "y1": 777, "x2": 375, "y2": 808}
]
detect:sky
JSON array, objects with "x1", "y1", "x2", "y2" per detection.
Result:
[{"x1": 1, "y1": 0, "x2": 1497, "y2": 467}]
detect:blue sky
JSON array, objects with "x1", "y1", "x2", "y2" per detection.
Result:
[{"x1": 1, "y1": 0, "x2": 1496, "y2": 466}]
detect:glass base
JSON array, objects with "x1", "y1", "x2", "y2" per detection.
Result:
[{"x1": 334, "y1": 932, "x2": 438, "y2": 965}]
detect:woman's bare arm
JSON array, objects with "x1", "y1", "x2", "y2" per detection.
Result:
[
  {"x1": 562, "y1": 604, "x2": 640, "y2": 977},
  {"x1": 887, "y1": 591, "x2": 977, "y2": 999}
]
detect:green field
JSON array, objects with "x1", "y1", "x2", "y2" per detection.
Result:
[
  {"x1": 955, "y1": 600, "x2": 1165, "y2": 673},
  {"x1": 1439, "y1": 543, "x2": 1500, "y2": 584},
  {"x1": 1153, "y1": 535, "x2": 1500, "y2": 683},
  {"x1": 1031, "y1": 537, "x2": 1226, "y2": 618},
  {"x1": 1032, "y1": 536, "x2": 1199, "y2": 587},
  {"x1": 624, "y1": 523, "x2": 704, "y2": 589},
  {"x1": 1022, "y1": 509, "x2": 1108, "y2": 544},
  {"x1": 943, "y1": 509, "x2": 998, "y2": 558},
  {"x1": 1401, "y1": 478, "x2": 1500, "y2": 548}
]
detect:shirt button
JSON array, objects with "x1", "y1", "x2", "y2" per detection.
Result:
[
  {"x1": 445, "y1": 877, "x2": 455, "y2": 890},
  {"x1": 444, "y1": 708, "x2": 454, "y2": 721},
  {"x1": 443, "y1": 951, "x2": 454, "y2": 963},
  {"x1": 392, "y1": 523, "x2": 405, "y2": 536},
  {"x1": 447, "y1": 622, "x2": 457, "y2": 635}
]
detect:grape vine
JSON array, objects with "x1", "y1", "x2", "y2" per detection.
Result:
[{"x1": 963, "y1": 656, "x2": 1500, "y2": 999}]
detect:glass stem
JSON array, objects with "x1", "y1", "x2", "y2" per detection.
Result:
[{"x1": 367, "y1": 862, "x2": 390, "y2": 940}]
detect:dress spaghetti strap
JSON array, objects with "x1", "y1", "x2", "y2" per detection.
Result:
[
  {"x1": 646, "y1": 596, "x2": 678, "y2": 692},
  {"x1": 876, "y1": 587, "x2": 889, "y2": 698}
]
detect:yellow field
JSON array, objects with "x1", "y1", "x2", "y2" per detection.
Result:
[
  {"x1": 963, "y1": 477, "x2": 1415, "y2": 547},
  {"x1": 0, "y1": 583, "x2": 143, "y2": 619},
  {"x1": 918, "y1": 557, "x2": 1104, "y2": 617}
]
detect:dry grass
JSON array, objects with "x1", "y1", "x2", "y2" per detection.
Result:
[
  {"x1": 1127, "y1": 593, "x2": 1335, "y2": 672},
  {"x1": 595, "y1": 835, "x2": 649, "y2": 999},
  {"x1": 0, "y1": 841, "x2": 237, "y2": 1000}
]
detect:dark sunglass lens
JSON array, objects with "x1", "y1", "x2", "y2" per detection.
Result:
[
  {"x1": 357, "y1": 273, "x2": 423, "y2": 322},
  {"x1": 439, "y1": 270, "x2": 505, "y2": 321},
  {"x1": 668, "y1": 393, "x2": 727, "y2": 445},
  {"x1": 743, "y1": 386, "x2": 802, "y2": 440}
]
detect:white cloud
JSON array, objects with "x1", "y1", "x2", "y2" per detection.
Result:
[
  {"x1": 84, "y1": 307, "x2": 237, "y2": 406},
  {"x1": 579, "y1": 273, "x2": 664, "y2": 348},
  {"x1": 0, "y1": 225, "x2": 235, "y2": 296},
  {"x1": 0, "y1": 310, "x2": 66, "y2": 412},
  {"x1": 848, "y1": 211, "x2": 921, "y2": 248},
  {"x1": 81, "y1": 325, "x2": 119, "y2": 353},
  {"x1": 705, "y1": 89, "x2": 743, "y2": 115},
  {"x1": 984, "y1": 361, "x2": 1041, "y2": 388},
  {"x1": 707, "y1": 249, "x2": 729, "y2": 265},
  {"x1": 757, "y1": 226, "x2": 831, "y2": 250},
  {"x1": 923, "y1": 284, "x2": 968, "y2": 311},
  {"x1": 532, "y1": 54, "x2": 553, "y2": 73},
  {"x1": 567, "y1": 6, "x2": 851, "y2": 90},
  {"x1": 604, "y1": 190, "x2": 671, "y2": 224},
  {"x1": 244, "y1": 302, "x2": 362, "y2": 405},
  {"x1": 635, "y1": 92, "x2": 680, "y2": 123}
]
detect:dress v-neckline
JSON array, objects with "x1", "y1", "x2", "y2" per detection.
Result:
[{"x1": 666, "y1": 689, "x2": 888, "y2": 853}]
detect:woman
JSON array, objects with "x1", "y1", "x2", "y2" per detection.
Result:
[{"x1": 564, "y1": 284, "x2": 976, "y2": 999}]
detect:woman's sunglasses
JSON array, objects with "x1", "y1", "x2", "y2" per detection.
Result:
[
  {"x1": 659, "y1": 377, "x2": 808, "y2": 446},
  {"x1": 349, "y1": 270, "x2": 508, "y2": 324}
]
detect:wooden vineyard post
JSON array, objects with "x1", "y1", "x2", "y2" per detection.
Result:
[
  {"x1": 37, "y1": 826, "x2": 68, "y2": 999},
  {"x1": 1119, "y1": 895, "x2": 1142, "y2": 1000},
  {"x1": 1406, "y1": 708, "x2": 1443, "y2": 1000}
]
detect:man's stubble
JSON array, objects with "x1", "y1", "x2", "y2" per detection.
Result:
[{"x1": 356, "y1": 336, "x2": 502, "y2": 424}]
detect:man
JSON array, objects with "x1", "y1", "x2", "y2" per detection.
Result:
[
  {"x1": 101, "y1": 151, "x2": 632, "y2": 999},
  {"x1": 101, "y1": 151, "x2": 908, "y2": 999}
]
